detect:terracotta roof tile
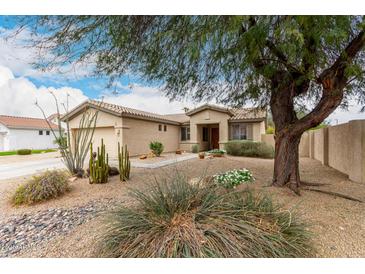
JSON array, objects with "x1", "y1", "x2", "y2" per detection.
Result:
[
  {"x1": 230, "y1": 108, "x2": 266, "y2": 121},
  {"x1": 87, "y1": 100, "x2": 182, "y2": 124},
  {"x1": 0, "y1": 115, "x2": 59, "y2": 130},
  {"x1": 64, "y1": 100, "x2": 266, "y2": 125}
]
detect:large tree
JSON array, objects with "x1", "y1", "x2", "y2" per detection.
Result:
[{"x1": 20, "y1": 16, "x2": 365, "y2": 193}]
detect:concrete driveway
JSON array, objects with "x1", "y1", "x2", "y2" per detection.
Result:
[{"x1": 0, "y1": 152, "x2": 64, "y2": 180}]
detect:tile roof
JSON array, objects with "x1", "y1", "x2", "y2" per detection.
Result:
[
  {"x1": 230, "y1": 108, "x2": 266, "y2": 121},
  {"x1": 64, "y1": 100, "x2": 266, "y2": 125},
  {"x1": 0, "y1": 115, "x2": 59, "y2": 130},
  {"x1": 66, "y1": 100, "x2": 182, "y2": 125},
  {"x1": 185, "y1": 104, "x2": 233, "y2": 116}
]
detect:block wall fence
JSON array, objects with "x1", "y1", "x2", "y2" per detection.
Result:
[{"x1": 261, "y1": 119, "x2": 365, "y2": 184}]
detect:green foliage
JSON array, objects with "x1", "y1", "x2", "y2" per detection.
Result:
[
  {"x1": 191, "y1": 144, "x2": 199, "y2": 153},
  {"x1": 149, "y1": 141, "x2": 164, "y2": 156},
  {"x1": 23, "y1": 16, "x2": 365, "y2": 111},
  {"x1": 225, "y1": 140, "x2": 274, "y2": 159},
  {"x1": 308, "y1": 123, "x2": 328, "y2": 131},
  {"x1": 54, "y1": 136, "x2": 67, "y2": 147},
  {"x1": 214, "y1": 168, "x2": 255, "y2": 189},
  {"x1": 0, "y1": 149, "x2": 56, "y2": 156},
  {"x1": 12, "y1": 170, "x2": 71, "y2": 205},
  {"x1": 96, "y1": 173, "x2": 311, "y2": 257},
  {"x1": 118, "y1": 143, "x2": 131, "y2": 181},
  {"x1": 207, "y1": 149, "x2": 226, "y2": 155},
  {"x1": 89, "y1": 139, "x2": 109, "y2": 184},
  {"x1": 266, "y1": 126, "x2": 275, "y2": 134},
  {"x1": 16, "y1": 149, "x2": 32, "y2": 155}
]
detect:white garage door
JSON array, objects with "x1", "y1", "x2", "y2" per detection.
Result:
[{"x1": 91, "y1": 127, "x2": 117, "y2": 161}]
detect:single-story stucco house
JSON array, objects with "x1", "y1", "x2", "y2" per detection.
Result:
[
  {"x1": 0, "y1": 115, "x2": 60, "y2": 151},
  {"x1": 63, "y1": 100, "x2": 266, "y2": 159}
]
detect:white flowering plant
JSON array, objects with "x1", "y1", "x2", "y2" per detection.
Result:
[{"x1": 213, "y1": 168, "x2": 255, "y2": 189}]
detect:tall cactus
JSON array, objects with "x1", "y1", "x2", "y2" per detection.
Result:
[
  {"x1": 118, "y1": 142, "x2": 131, "y2": 181},
  {"x1": 89, "y1": 139, "x2": 109, "y2": 184}
]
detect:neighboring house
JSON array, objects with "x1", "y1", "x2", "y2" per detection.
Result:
[
  {"x1": 63, "y1": 100, "x2": 266, "y2": 159},
  {"x1": 0, "y1": 115, "x2": 60, "y2": 151},
  {"x1": 47, "y1": 113, "x2": 60, "y2": 125}
]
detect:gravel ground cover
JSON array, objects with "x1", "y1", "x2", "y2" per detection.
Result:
[{"x1": 0, "y1": 156, "x2": 364, "y2": 257}]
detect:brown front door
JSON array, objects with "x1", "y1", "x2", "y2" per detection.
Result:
[{"x1": 211, "y1": 128, "x2": 219, "y2": 149}]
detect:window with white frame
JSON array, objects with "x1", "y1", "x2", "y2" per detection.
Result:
[
  {"x1": 181, "y1": 127, "x2": 190, "y2": 141},
  {"x1": 230, "y1": 123, "x2": 247, "y2": 140}
]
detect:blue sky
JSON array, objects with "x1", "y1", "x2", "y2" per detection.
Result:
[
  {"x1": 0, "y1": 15, "x2": 153, "y2": 99},
  {"x1": 0, "y1": 15, "x2": 197, "y2": 118}
]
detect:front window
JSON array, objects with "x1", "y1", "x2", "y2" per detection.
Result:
[
  {"x1": 231, "y1": 123, "x2": 247, "y2": 140},
  {"x1": 202, "y1": 127, "x2": 209, "y2": 142},
  {"x1": 181, "y1": 127, "x2": 190, "y2": 141}
]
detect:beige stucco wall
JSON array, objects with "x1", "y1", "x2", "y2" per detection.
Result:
[
  {"x1": 68, "y1": 109, "x2": 121, "y2": 161},
  {"x1": 252, "y1": 121, "x2": 265, "y2": 142},
  {"x1": 307, "y1": 120, "x2": 365, "y2": 184},
  {"x1": 68, "y1": 109, "x2": 180, "y2": 158},
  {"x1": 348, "y1": 120, "x2": 365, "y2": 183},
  {"x1": 262, "y1": 123, "x2": 364, "y2": 182},
  {"x1": 312, "y1": 129, "x2": 325, "y2": 164},
  {"x1": 188, "y1": 109, "x2": 231, "y2": 150},
  {"x1": 122, "y1": 117, "x2": 180, "y2": 156},
  {"x1": 327, "y1": 124, "x2": 350, "y2": 174},
  {"x1": 261, "y1": 132, "x2": 309, "y2": 157}
]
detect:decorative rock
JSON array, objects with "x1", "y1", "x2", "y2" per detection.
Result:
[
  {"x1": 108, "y1": 166, "x2": 120, "y2": 176},
  {"x1": 68, "y1": 176, "x2": 78, "y2": 183},
  {"x1": 0, "y1": 199, "x2": 118, "y2": 257}
]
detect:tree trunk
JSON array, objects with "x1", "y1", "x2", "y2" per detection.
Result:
[{"x1": 272, "y1": 131, "x2": 302, "y2": 194}]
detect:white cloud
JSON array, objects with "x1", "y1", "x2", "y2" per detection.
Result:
[
  {"x1": 0, "y1": 27, "x2": 92, "y2": 82},
  {"x1": 102, "y1": 84, "x2": 199, "y2": 114},
  {"x1": 328, "y1": 102, "x2": 365, "y2": 125},
  {"x1": 0, "y1": 65, "x2": 87, "y2": 118}
]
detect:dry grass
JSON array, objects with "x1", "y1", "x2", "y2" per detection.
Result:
[{"x1": 95, "y1": 173, "x2": 311, "y2": 258}]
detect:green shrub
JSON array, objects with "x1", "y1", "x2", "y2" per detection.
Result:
[
  {"x1": 149, "y1": 141, "x2": 164, "y2": 156},
  {"x1": 266, "y1": 126, "x2": 275, "y2": 134},
  {"x1": 96, "y1": 174, "x2": 311, "y2": 258},
  {"x1": 191, "y1": 144, "x2": 199, "y2": 153},
  {"x1": 225, "y1": 140, "x2": 274, "y2": 159},
  {"x1": 12, "y1": 170, "x2": 71, "y2": 205},
  {"x1": 207, "y1": 149, "x2": 225, "y2": 155},
  {"x1": 214, "y1": 168, "x2": 255, "y2": 189},
  {"x1": 17, "y1": 149, "x2": 32, "y2": 155}
]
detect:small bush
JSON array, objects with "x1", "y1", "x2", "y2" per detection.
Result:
[
  {"x1": 17, "y1": 149, "x2": 32, "y2": 155},
  {"x1": 96, "y1": 174, "x2": 311, "y2": 258},
  {"x1": 191, "y1": 144, "x2": 199, "y2": 153},
  {"x1": 149, "y1": 141, "x2": 164, "y2": 156},
  {"x1": 207, "y1": 149, "x2": 225, "y2": 155},
  {"x1": 266, "y1": 126, "x2": 275, "y2": 134},
  {"x1": 12, "y1": 170, "x2": 71, "y2": 205},
  {"x1": 225, "y1": 140, "x2": 274, "y2": 159},
  {"x1": 214, "y1": 168, "x2": 255, "y2": 189}
]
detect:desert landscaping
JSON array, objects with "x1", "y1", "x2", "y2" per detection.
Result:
[{"x1": 0, "y1": 154, "x2": 364, "y2": 258}]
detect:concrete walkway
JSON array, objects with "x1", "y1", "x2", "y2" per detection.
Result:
[
  {"x1": 0, "y1": 153, "x2": 197, "y2": 179},
  {"x1": 130, "y1": 154, "x2": 197, "y2": 169},
  {"x1": 0, "y1": 158, "x2": 64, "y2": 180}
]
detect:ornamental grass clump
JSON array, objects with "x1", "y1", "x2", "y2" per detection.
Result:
[
  {"x1": 12, "y1": 170, "x2": 71, "y2": 205},
  {"x1": 96, "y1": 173, "x2": 311, "y2": 258},
  {"x1": 214, "y1": 168, "x2": 255, "y2": 189}
]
